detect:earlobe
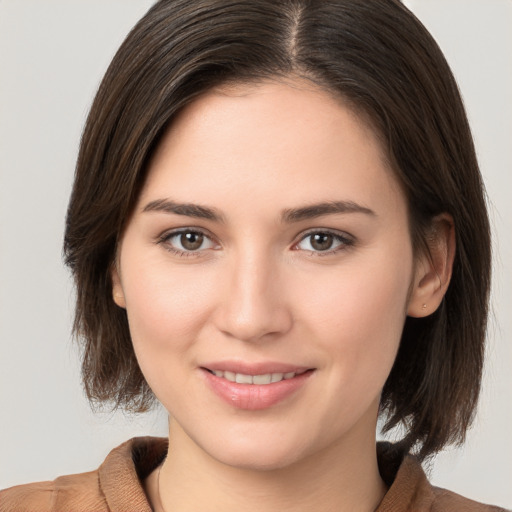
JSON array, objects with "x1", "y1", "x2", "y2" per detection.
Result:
[
  {"x1": 407, "y1": 214, "x2": 456, "y2": 318},
  {"x1": 111, "y1": 263, "x2": 126, "y2": 309}
]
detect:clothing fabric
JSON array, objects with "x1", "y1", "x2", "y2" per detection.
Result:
[{"x1": 0, "y1": 437, "x2": 506, "y2": 511}]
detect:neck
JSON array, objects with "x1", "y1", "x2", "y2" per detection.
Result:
[{"x1": 147, "y1": 417, "x2": 386, "y2": 512}]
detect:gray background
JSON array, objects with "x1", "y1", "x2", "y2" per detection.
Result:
[{"x1": 0, "y1": 1, "x2": 510, "y2": 508}]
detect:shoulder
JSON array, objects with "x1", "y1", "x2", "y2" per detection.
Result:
[
  {"x1": 0, "y1": 437, "x2": 168, "y2": 512},
  {"x1": 430, "y1": 486, "x2": 509, "y2": 512},
  {"x1": 377, "y1": 442, "x2": 509, "y2": 512},
  {"x1": 0, "y1": 470, "x2": 106, "y2": 512}
]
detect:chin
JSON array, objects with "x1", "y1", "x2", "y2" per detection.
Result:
[{"x1": 201, "y1": 435, "x2": 308, "y2": 472}]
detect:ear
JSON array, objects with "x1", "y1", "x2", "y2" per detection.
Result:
[
  {"x1": 111, "y1": 262, "x2": 126, "y2": 309},
  {"x1": 407, "y1": 214, "x2": 456, "y2": 318}
]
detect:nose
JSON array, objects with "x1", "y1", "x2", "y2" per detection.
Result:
[{"x1": 214, "y1": 252, "x2": 293, "y2": 343}]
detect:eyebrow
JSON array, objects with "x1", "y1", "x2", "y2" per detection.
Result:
[
  {"x1": 142, "y1": 198, "x2": 375, "y2": 223},
  {"x1": 142, "y1": 199, "x2": 224, "y2": 222},
  {"x1": 281, "y1": 201, "x2": 376, "y2": 223}
]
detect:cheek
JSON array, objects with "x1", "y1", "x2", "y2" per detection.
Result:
[
  {"x1": 119, "y1": 257, "x2": 223, "y2": 403},
  {"x1": 120, "y1": 255, "x2": 217, "y2": 353},
  {"x1": 298, "y1": 252, "x2": 413, "y2": 377}
]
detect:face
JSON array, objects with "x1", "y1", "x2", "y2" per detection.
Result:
[{"x1": 112, "y1": 79, "x2": 424, "y2": 470}]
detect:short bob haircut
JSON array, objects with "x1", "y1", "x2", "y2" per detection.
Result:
[{"x1": 64, "y1": 0, "x2": 491, "y2": 461}]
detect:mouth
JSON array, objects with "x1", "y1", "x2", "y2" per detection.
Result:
[
  {"x1": 203, "y1": 368, "x2": 310, "y2": 385},
  {"x1": 201, "y1": 365, "x2": 315, "y2": 410}
]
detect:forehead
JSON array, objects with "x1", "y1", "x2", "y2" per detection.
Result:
[
  {"x1": 139, "y1": 79, "x2": 403, "y2": 219},
  {"x1": 160, "y1": 79, "x2": 382, "y2": 157}
]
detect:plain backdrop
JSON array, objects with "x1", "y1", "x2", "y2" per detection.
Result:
[{"x1": 0, "y1": 1, "x2": 510, "y2": 508}]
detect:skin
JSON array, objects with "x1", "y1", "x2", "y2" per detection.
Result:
[{"x1": 112, "y1": 79, "x2": 454, "y2": 512}]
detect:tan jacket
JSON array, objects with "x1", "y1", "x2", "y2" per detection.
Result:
[{"x1": 0, "y1": 437, "x2": 506, "y2": 511}]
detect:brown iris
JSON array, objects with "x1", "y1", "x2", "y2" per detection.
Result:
[
  {"x1": 180, "y1": 232, "x2": 204, "y2": 251},
  {"x1": 310, "y1": 233, "x2": 334, "y2": 251}
]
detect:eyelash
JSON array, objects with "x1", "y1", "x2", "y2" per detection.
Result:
[
  {"x1": 157, "y1": 228, "x2": 217, "y2": 258},
  {"x1": 293, "y1": 229, "x2": 355, "y2": 257},
  {"x1": 157, "y1": 228, "x2": 355, "y2": 258}
]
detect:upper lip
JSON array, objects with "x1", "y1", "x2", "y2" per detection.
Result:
[{"x1": 201, "y1": 360, "x2": 313, "y2": 375}]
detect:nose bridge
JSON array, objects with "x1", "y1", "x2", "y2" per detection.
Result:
[{"x1": 216, "y1": 245, "x2": 291, "y2": 342}]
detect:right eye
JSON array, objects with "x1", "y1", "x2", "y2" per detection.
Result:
[{"x1": 159, "y1": 229, "x2": 218, "y2": 255}]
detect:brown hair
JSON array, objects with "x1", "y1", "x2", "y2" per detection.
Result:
[{"x1": 64, "y1": 0, "x2": 491, "y2": 460}]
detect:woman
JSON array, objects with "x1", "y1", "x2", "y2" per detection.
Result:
[{"x1": 0, "y1": 0, "x2": 507, "y2": 510}]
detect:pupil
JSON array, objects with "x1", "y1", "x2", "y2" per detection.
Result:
[
  {"x1": 311, "y1": 233, "x2": 333, "y2": 251},
  {"x1": 181, "y1": 232, "x2": 203, "y2": 250}
]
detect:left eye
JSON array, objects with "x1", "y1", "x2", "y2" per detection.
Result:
[
  {"x1": 164, "y1": 230, "x2": 217, "y2": 252},
  {"x1": 295, "y1": 232, "x2": 351, "y2": 252}
]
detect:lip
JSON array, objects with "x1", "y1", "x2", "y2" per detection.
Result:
[
  {"x1": 201, "y1": 360, "x2": 311, "y2": 375},
  {"x1": 200, "y1": 361, "x2": 314, "y2": 410}
]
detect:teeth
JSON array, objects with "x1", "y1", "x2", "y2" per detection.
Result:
[
  {"x1": 210, "y1": 370, "x2": 300, "y2": 385},
  {"x1": 235, "y1": 373, "x2": 253, "y2": 384},
  {"x1": 253, "y1": 374, "x2": 272, "y2": 385},
  {"x1": 224, "y1": 371, "x2": 236, "y2": 382}
]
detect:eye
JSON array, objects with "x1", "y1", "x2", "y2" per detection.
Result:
[
  {"x1": 295, "y1": 230, "x2": 353, "y2": 254},
  {"x1": 159, "y1": 229, "x2": 217, "y2": 255}
]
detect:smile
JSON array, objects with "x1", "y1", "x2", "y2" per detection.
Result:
[
  {"x1": 202, "y1": 366, "x2": 314, "y2": 410},
  {"x1": 206, "y1": 369, "x2": 307, "y2": 385}
]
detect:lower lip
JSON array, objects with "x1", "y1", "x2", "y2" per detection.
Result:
[{"x1": 202, "y1": 369, "x2": 313, "y2": 410}]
